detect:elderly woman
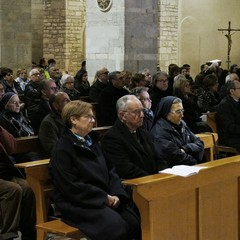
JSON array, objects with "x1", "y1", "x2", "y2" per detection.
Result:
[
  {"x1": 50, "y1": 100, "x2": 141, "y2": 240},
  {"x1": 60, "y1": 74, "x2": 81, "y2": 100},
  {"x1": 173, "y1": 74, "x2": 212, "y2": 133},
  {"x1": 150, "y1": 96, "x2": 204, "y2": 168},
  {"x1": 0, "y1": 92, "x2": 34, "y2": 137}
]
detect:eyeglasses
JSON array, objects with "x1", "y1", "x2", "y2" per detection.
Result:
[
  {"x1": 171, "y1": 109, "x2": 184, "y2": 115},
  {"x1": 83, "y1": 114, "x2": 96, "y2": 121},
  {"x1": 233, "y1": 87, "x2": 240, "y2": 90},
  {"x1": 31, "y1": 73, "x2": 40, "y2": 76},
  {"x1": 123, "y1": 108, "x2": 144, "y2": 116},
  {"x1": 6, "y1": 73, "x2": 13, "y2": 76},
  {"x1": 140, "y1": 98, "x2": 152, "y2": 102}
]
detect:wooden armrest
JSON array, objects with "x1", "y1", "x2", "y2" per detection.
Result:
[{"x1": 15, "y1": 159, "x2": 50, "y2": 168}]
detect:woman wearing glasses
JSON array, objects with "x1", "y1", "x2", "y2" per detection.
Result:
[
  {"x1": 50, "y1": 100, "x2": 141, "y2": 240},
  {"x1": 150, "y1": 96, "x2": 205, "y2": 168}
]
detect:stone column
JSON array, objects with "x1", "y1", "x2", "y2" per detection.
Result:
[
  {"x1": 43, "y1": 0, "x2": 86, "y2": 75},
  {"x1": 86, "y1": 0, "x2": 158, "y2": 83},
  {"x1": 158, "y1": 0, "x2": 179, "y2": 72},
  {"x1": 0, "y1": 0, "x2": 32, "y2": 71}
]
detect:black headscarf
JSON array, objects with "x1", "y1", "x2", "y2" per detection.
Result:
[{"x1": 152, "y1": 96, "x2": 177, "y2": 127}]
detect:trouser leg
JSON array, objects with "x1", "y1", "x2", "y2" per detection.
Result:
[
  {"x1": 0, "y1": 179, "x2": 21, "y2": 240},
  {"x1": 11, "y1": 178, "x2": 36, "y2": 240}
]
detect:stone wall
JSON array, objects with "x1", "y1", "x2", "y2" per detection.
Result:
[
  {"x1": 31, "y1": 0, "x2": 44, "y2": 64},
  {"x1": 0, "y1": 0, "x2": 32, "y2": 71},
  {"x1": 43, "y1": 0, "x2": 85, "y2": 75},
  {"x1": 86, "y1": 0, "x2": 158, "y2": 83},
  {"x1": 158, "y1": 0, "x2": 179, "y2": 73}
]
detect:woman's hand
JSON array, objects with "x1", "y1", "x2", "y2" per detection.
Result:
[{"x1": 105, "y1": 195, "x2": 120, "y2": 209}]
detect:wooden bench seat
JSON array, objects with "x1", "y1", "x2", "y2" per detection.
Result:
[
  {"x1": 36, "y1": 219, "x2": 86, "y2": 239},
  {"x1": 14, "y1": 128, "x2": 215, "y2": 239},
  {"x1": 15, "y1": 159, "x2": 88, "y2": 240}
]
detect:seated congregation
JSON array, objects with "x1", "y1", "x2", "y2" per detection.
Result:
[{"x1": 0, "y1": 60, "x2": 240, "y2": 239}]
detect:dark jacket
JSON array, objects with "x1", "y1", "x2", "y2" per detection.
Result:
[
  {"x1": 216, "y1": 96, "x2": 240, "y2": 149},
  {"x1": 150, "y1": 118, "x2": 204, "y2": 167},
  {"x1": 98, "y1": 84, "x2": 128, "y2": 126},
  {"x1": 60, "y1": 87, "x2": 81, "y2": 100},
  {"x1": 101, "y1": 119, "x2": 167, "y2": 179},
  {"x1": 197, "y1": 89, "x2": 220, "y2": 113},
  {"x1": 39, "y1": 111, "x2": 65, "y2": 156},
  {"x1": 89, "y1": 79, "x2": 108, "y2": 102},
  {"x1": 50, "y1": 129, "x2": 135, "y2": 240},
  {"x1": 149, "y1": 86, "x2": 170, "y2": 113},
  {"x1": 30, "y1": 98, "x2": 51, "y2": 134},
  {"x1": 1, "y1": 79, "x2": 23, "y2": 94},
  {"x1": 24, "y1": 81, "x2": 41, "y2": 117},
  {"x1": 0, "y1": 110, "x2": 34, "y2": 137}
]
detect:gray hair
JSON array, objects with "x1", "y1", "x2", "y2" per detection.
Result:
[
  {"x1": 116, "y1": 95, "x2": 140, "y2": 115},
  {"x1": 226, "y1": 80, "x2": 238, "y2": 94},
  {"x1": 152, "y1": 71, "x2": 168, "y2": 86},
  {"x1": 130, "y1": 87, "x2": 149, "y2": 99},
  {"x1": 172, "y1": 98, "x2": 182, "y2": 104}
]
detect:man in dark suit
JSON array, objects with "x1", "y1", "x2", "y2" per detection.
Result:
[
  {"x1": 101, "y1": 95, "x2": 167, "y2": 179},
  {"x1": 98, "y1": 71, "x2": 129, "y2": 126},
  {"x1": 216, "y1": 80, "x2": 240, "y2": 149}
]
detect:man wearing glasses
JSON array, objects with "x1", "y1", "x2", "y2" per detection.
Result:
[{"x1": 101, "y1": 95, "x2": 167, "y2": 180}]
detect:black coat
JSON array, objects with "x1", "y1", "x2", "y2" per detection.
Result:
[
  {"x1": 216, "y1": 96, "x2": 240, "y2": 149},
  {"x1": 98, "y1": 84, "x2": 128, "y2": 126},
  {"x1": 89, "y1": 79, "x2": 108, "y2": 102},
  {"x1": 50, "y1": 129, "x2": 139, "y2": 240},
  {"x1": 150, "y1": 118, "x2": 204, "y2": 167},
  {"x1": 101, "y1": 119, "x2": 167, "y2": 179}
]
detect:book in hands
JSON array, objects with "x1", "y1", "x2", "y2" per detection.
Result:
[{"x1": 159, "y1": 165, "x2": 207, "y2": 177}]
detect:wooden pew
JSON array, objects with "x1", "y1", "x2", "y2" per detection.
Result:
[
  {"x1": 207, "y1": 112, "x2": 240, "y2": 155},
  {"x1": 15, "y1": 159, "x2": 87, "y2": 240},
  {"x1": 13, "y1": 127, "x2": 112, "y2": 240},
  {"x1": 196, "y1": 133, "x2": 217, "y2": 161},
  {"x1": 14, "y1": 135, "x2": 40, "y2": 154},
  {"x1": 14, "y1": 129, "x2": 215, "y2": 240},
  {"x1": 122, "y1": 155, "x2": 240, "y2": 240}
]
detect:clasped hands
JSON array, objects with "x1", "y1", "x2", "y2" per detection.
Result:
[{"x1": 105, "y1": 194, "x2": 120, "y2": 209}]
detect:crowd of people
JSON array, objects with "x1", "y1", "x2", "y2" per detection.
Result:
[{"x1": 0, "y1": 58, "x2": 240, "y2": 240}]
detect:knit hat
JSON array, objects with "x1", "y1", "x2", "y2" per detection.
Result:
[
  {"x1": 0, "y1": 92, "x2": 17, "y2": 111},
  {"x1": 152, "y1": 96, "x2": 177, "y2": 126}
]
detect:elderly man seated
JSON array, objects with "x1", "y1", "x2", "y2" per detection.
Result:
[{"x1": 101, "y1": 95, "x2": 167, "y2": 179}]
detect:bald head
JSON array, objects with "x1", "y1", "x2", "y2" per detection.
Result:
[{"x1": 49, "y1": 92, "x2": 71, "y2": 113}]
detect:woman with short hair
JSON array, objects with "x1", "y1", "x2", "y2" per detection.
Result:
[{"x1": 50, "y1": 100, "x2": 141, "y2": 240}]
